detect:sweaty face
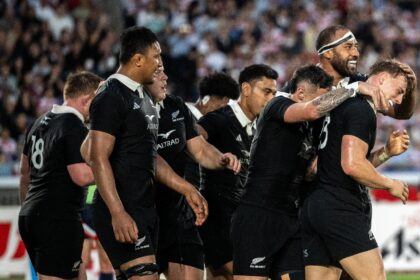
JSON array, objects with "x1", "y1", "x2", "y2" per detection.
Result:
[
  {"x1": 247, "y1": 77, "x2": 277, "y2": 116},
  {"x1": 330, "y1": 30, "x2": 359, "y2": 78},
  {"x1": 380, "y1": 73, "x2": 407, "y2": 105},
  {"x1": 142, "y1": 42, "x2": 162, "y2": 84},
  {"x1": 146, "y1": 66, "x2": 168, "y2": 103}
]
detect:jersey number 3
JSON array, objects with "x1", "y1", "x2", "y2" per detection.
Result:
[
  {"x1": 318, "y1": 115, "x2": 330, "y2": 150},
  {"x1": 31, "y1": 135, "x2": 44, "y2": 169}
]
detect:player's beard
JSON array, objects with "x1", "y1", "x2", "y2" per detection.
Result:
[{"x1": 330, "y1": 54, "x2": 357, "y2": 78}]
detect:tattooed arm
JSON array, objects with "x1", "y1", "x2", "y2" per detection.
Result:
[{"x1": 284, "y1": 88, "x2": 355, "y2": 123}]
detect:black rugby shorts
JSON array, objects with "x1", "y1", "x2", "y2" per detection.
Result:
[
  {"x1": 19, "y1": 215, "x2": 84, "y2": 278},
  {"x1": 301, "y1": 189, "x2": 378, "y2": 267},
  {"x1": 231, "y1": 204, "x2": 303, "y2": 277}
]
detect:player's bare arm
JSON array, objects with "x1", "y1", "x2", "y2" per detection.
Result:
[
  {"x1": 18, "y1": 154, "x2": 30, "y2": 204},
  {"x1": 186, "y1": 134, "x2": 241, "y2": 174},
  {"x1": 67, "y1": 163, "x2": 94, "y2": 187},
  {"x1": 89, "y1": 130, "x2": 139, "y2": 244},
  {"x1": 80, "y1": 132, "x2": 92, "y2": 164},
  {"x1": 284, "y1": 88, "x2": 355, "y2": 123},
  {"x1": 369, "y1": 130, "x2": 410, "y2": 167},
  {"x1": 156, "y1": 155, "x2": 208, "y2": 225},
  {"x1": 341, "y1": 135, "x2": 409, "y2": 204}
]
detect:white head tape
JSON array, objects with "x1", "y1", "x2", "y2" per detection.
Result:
[
  {"x1": 317, "y1": 31, "x2": 356, "y2": 55},
  {"x1": 202, "y1": 95, "x2": 210, "y2": 105}
]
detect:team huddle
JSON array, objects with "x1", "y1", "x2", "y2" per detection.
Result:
[{"x1": 18, "y1": 24, "x2": 416, "y2": 280}]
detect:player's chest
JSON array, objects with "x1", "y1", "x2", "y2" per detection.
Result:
[
  {"x1": 124, "y1": 95, "x2": 158, "y2": 134},
  {"x1": 157, "y1": 108, "x2": 187, "y2": 151}
]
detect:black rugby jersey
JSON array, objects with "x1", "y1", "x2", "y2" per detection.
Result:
[
  {"x1": 183, "y1": 104, "x2": 202, "y2": 189},
  {"x1": 198, "y1": 103, "x2": 253, "y2": 204},
  {"x1": 155, "y1": 94, "x2": 199, "y2": 226},
  {"x1": 19, "y1": 105, "x2": 88, "y2": 220},
  {"x1": 280, "y1": 72, "x2": 368, "y2": 92},
  {"x1": 241, "y1": 96, "x2": 312, "y2": 215},
  {"x1": 90, "y1": 77, "x2": 158, "y2": 212},
  {"x1": 315, "y1": 95, "x2": 376, "y2": 209}
]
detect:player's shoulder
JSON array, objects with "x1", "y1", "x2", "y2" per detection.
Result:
[
  {"x1": 339, "y1": 95, "x2": 374, "y2": 116},
  {"x1": 92, "y1": 79, "x2": 128, "y2": 106},
  {"x1": 57, "y1": 113, "x2": 87, "y2": 133},
  {"x1": 199, "y1": 105, "x2": 229, "y2": 124},
  {"x1": 264, "y1": 95, "x2": 294, "y2": 114},
  {"x1": 350, "y1": 72, "x2": 368, "y2": 83},
  {"x1": 164, "y1": 94, "x2": 185, "y2": 109}
]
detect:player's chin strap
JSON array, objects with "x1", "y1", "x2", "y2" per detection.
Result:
[
  {"x1": 123, "y1": 263, "x2": 159, "y2": 278},
  {"x1": 317, "y1": 31, "x2": 356, "y2": 54}
]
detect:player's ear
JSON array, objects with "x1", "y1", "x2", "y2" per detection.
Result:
[
  {"x1": 241, "y1": 82, "x2": 251, "y2": 97},
  {"x1": 296, "y1": 86, "x2": 305, "y2": 101},
  {"x1": 133, "y1": 53, "x2": 145, "y2": 67},
  {"x1": 378, "y1": 72, "x2": 388, "y2": 85},
  {"x1": 322, "y1": 50, "x2": 333, "y2": 60}
]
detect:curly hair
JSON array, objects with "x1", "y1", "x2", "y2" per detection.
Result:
[{"x1": 198, "y1": 72, "x2": 240, "y2": 99}]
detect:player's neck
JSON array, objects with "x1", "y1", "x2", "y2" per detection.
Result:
[
  {"x1": 116, "y1": 65, "x2": 143, "y2": 85},
  {"x1": 194, "y1": 101, "x2": 207, "y2": 115},
  {"x1": 319, "y1": 61, "x2": 345, "y2": 86},
  {"x1": 238, "y1": 97, "x2": 255, "y2": 121}
]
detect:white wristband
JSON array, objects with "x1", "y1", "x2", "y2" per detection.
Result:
[{"x1": 344, "y1": 82, "x2": 359, "y2": 96}]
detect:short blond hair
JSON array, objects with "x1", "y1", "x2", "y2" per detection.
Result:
[{"x1": 63, "y1": 71, "x2": 102, "y2": 100}]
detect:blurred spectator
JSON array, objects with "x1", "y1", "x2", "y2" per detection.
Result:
[
  {"x1": 0, "y1": 128, "x2": 17, "y2": 162},
  {"x1": 0, "y1": 0, "x2": 419, "y2": 174},
  {"x1": 0, "y1": 149, "x2": 14, "y2": 176}
]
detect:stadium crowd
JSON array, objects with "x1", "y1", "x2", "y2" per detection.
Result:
[{"x1": 0, "y1": 0, "x2": 420, "y2": 176}]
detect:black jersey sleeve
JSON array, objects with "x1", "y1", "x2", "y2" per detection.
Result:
[
  {"x1": 90, "y1": 87, "x2": 126, "y2": 136},
  {"x1": 198, "y1": 111, "x2": 224, "y2": 141},
  {"x1": 22, "y1": 121, "x2": 35, "y2": 156},
  {"x1": 265, "y1": 96, "x2": 295, "y2": 122},
  {"x1": 342, "y1": 99, "x2": 374, "y2": 145},
  {"x1": 63, "y1": 125, "x2": 88, "y2": 165},
  {"x1": 182, "y1": 102, "x2": 199, "y2": 140},
  {"x1": 171, "y1": 95, "x2": 199, "y2": 141}
]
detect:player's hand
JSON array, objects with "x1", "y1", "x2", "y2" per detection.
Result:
[
  {"x1": 220, "y1": 153, "x2": 241, "y2": 174},
  {"x1": 358, "y1": 82, "x2": 389, "y2": 113},
  {"x1": 386, "y1": 129, "x2": 410, "y2": 157},
  {"x1": 184, "y1": 187, "x2": 208, "y2": 226},
  {"x1": 111, "y1": 210, "x2": 139, "y2": 243},
  {"x1": 388, "y1": 179, "x2": 409, "y2": 204},
  {"x1": 397, "y1": 62, "x2": 416, "y2": 93},
  {"x1": 305, "y1": 156, "x2": 318, "y2": 181}
]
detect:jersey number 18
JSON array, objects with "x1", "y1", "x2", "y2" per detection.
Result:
[
  {"x1": 318, "y1": 115, "x2": 330, "y2": 150},
  {"x1": 31, "y1": 135, "x2": 44, "y2": 169}
]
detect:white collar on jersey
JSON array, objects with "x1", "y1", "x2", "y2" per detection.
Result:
[
  {"x1": 108, "y1": 73, "x2": 144, "y2": 98},
  {"x1": 51, "y1": 104, "x2": 84, "y2": 123},
  {"x1": 185, "y1": 102, "x2": 203, "y2": 119},
  {"x1": 155, "y1": 100, "x2": 165, "y2": 118},
  {"x1": 275, "y1": 91, "x2": 291, "y2": 98},
  {"x1": 228, "y1": 99, "x2": 255, "y2": 135},
  {"x1": 334, "y1": 77, "x2": 351, "y2": 89}
]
